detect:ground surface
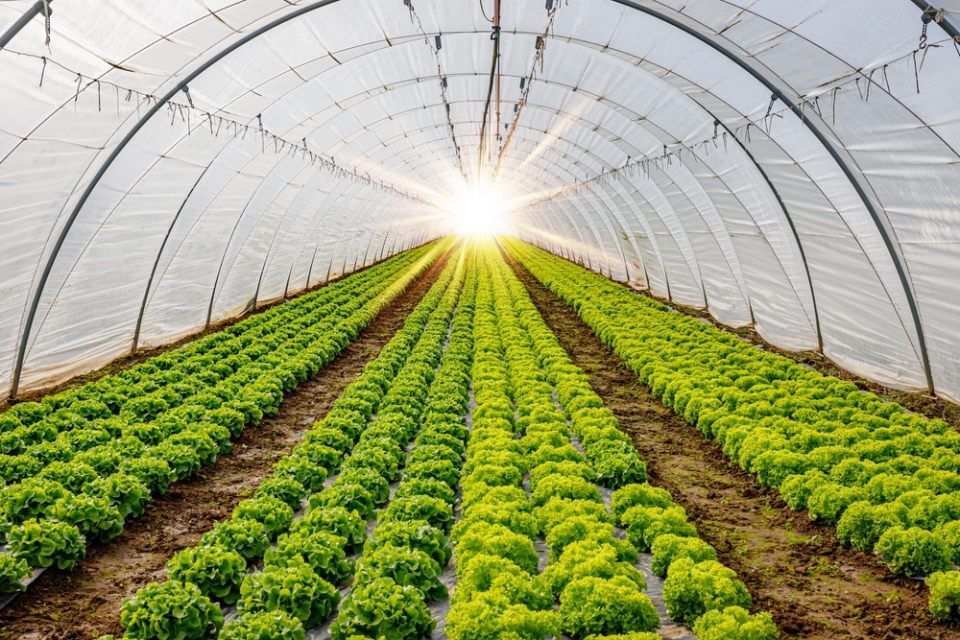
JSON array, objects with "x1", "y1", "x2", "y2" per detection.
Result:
[
  {"x1": 509, "y1": 255, "x2": 960, "y2": 640},
  {"x1": 0, "y1": 253, "x2": 449, "y2": 640}
]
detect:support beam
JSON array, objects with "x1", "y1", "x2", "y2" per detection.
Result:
[{"x1": 611, "y1": 0, "x2": 933, "y2": 392}]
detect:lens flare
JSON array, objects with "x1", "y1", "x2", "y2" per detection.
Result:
[{"x1": 445, "y1": 181, "x2": 513, "y2": 237}]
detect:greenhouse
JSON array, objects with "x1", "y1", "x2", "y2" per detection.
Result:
[{"x1": 0, "y1": 0, "x2": 959, "y2": 638}]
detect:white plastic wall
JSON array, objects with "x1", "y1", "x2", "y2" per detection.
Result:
[{"x1": 0, "y1": 0, "x2": 956, "y2": 403}]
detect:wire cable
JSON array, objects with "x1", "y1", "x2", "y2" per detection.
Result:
[
  {"x1": 477, "y1": 0, "x2": 501, "y2": 180},
  {"x1": 407, "y1": 0, "x2": 468, "y2": 180}
]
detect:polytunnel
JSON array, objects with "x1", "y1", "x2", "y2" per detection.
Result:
[
  {"x1": 0, "y1": 0, "x2": 959, "y2": 404},
  {"x1": 7, "y1": 2, "x2": 960, "y2": 637}
]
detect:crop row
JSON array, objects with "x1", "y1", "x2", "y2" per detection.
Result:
[
  {"x1": 445, "y1": 246, "x2": 776, "y2": 639},
  {"x1": 495, "y1": 245, "x2": 778, "y2": 638},
  {"x1": 330, "y1": 252, "x2": 477, "y2": 638},
  {"x1": 0, "y1": 241, "x2": 446, "y2": 593},
  {"x1": 114, "y1": 248, "x2": 469, "y2": 639},
  {"x1": 507, "y1": 239, "x2": 960, "y2": 620}
]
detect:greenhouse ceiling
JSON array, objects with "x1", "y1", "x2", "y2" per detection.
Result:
[{"x1": 0, "y1": 0, "x2": 959, "y2": 403}]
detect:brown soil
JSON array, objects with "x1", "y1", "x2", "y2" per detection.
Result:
[
  {"x1": 509, "y1": 255, "x2": 960, "y2": 640},
  {"x1": 0, "y1": 251, "x2": 450, "y2": 640}
]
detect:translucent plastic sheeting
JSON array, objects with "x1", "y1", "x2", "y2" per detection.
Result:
[{"x1": 0, "y1": 0, "x2": 957, "y2": 403}]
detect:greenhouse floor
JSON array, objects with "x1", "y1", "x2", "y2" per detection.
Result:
[
  {"x1": 0, "y1": 252, "x2": 451, "y2": 640},
  {"x1": 508, "y1": 254, "x2": 959, "y2": 640},
  {"x1": 3, "y1": 245, "x2": 959, "y2": 639}
]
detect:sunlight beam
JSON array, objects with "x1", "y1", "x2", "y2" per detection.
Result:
[{"x1": 443, "y1": 180, "x2": 515, "y2": 237}]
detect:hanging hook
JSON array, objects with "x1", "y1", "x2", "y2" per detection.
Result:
[
  {"x1": 41, "y1": 0, "x2": 51, "y2": 47},
  {"x1": 919, "y1": 10, "x2": 933, "y2": 49},
  {"x1": 180, "y1": 85, "x2": 194, "y2": 109}
]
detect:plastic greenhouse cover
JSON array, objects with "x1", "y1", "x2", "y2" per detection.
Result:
[{"x1": 0, "y1": 0, "x2": 956, "y2": 402}]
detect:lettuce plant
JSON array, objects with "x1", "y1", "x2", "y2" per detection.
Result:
[
  {"x1": 329, "y1": 577, "x2": 435, "y2": 640},
  {"x1": 366, "y1": 520, "x2": 451, "y2": 568},
  {"x1": 166, "y1": 544, "x2": 247, "y2": 605},
  {"x1": 198, "y1": 518, "x2": 270, "y2": 562},
  {"x1": 927, "y1": 571, "x2": 960, "y2": 622},
  {"x1": 0, "y1": 477, "x2": 68, "y2": 524},
  {"x1": 46, "y1": 493, "x2": 124, "y2": 542},
  {"x1": 353, "y1": 544, "x2": 447, "y2": 601},
  {"x1": 265, "y1": 530, "x2": 352, "y2": 585},
  {"x1": 0, "y1": 554, "x2": 30, "y2": 592},
  {"x1": 293, "y1": 506, "x2": 366, "y2": 553},
  {"x1": 379, "y1": 494, "x2": 453, "y2": 533},
  {"x1": 650, "y1": 534, "x2": 718, "y2": 578},
  {"x1": 232, "y1": 495, "x2": 294, "y2": 540},
  {"x1": 120, "y1": 580, "x2": 223, "y2": 640},
  {"x1": 220, "y1": 610, "x2": 306, "y2": 640},
  {"x1": 691, "y1": 605, "x2": 779, "y2": 640},
  {"x1": 445, "y1": 591, "x2": 560, "y2": 640},
  {"x1": 662, "y1": 558, "x2": 751, "y2": 626},
  {"x1": 237, "y1": 558, "x2": 339, "y2": 627},
  {"x1": 874, "y1": 526, "x2": 951, "y2": 576},
  {"x1": 8, "y1": 518, "x2": 85, "y2": 570},
  {"x1": 558, "y1": 575, "x2": 659, "y2": 638}
]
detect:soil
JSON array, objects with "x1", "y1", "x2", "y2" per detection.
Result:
[
  {"x1": 0, "y1": 251, "x2": 450, "y2": 640},
  {"x1": 508, "y1": 254, "x2": 960, "y2": 640}
]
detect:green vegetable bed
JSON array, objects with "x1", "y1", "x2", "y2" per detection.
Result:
[
  {"x1": 507, "y1": 237, "x2": 960, "y2": 621},
  {"x1": 0, "y1": 240, "x2": 448, "y2": 592}
]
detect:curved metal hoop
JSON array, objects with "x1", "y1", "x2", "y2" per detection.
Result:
[{"x1": 8, "y1": 0, "x2": 950, "y2": 395}]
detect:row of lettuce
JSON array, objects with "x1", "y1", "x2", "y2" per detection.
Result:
[
  {"x1": 333, "y1": 252, "x2": 476, "y2": 638},
  {"x1": 443, "y1": 247, "x2": 777, "y2": 639},
  {"x1": 0, "y1": 241, "x2": 446, "y2": 592},
  {"x1": 115, "y1": 248, "x2": 472, "y2": 638},
  {"x1": 507, "y1": 238, "x2": 960, "y2": 621}
]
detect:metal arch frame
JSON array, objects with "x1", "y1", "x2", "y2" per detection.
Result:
[
  {"x1": 142, "y1": 70, "x2": 799, "y2": 362},
  {"x1": 289, "y1": 95, "x2": 644, "y2": 285},
  {"x1": 6, "y1": 0, "x2": 947, "y2": 395},
  {"x1": 203, "y1": 154, "x2": 306, "y2": 329},
  {"x1": 426, "y1": 57, "x2": 857, "y2": 330},
  {"x1": 448, "y1": 93, "x2": 796, "y2": 319},
  {"x1": 252, "y1": 172, "x2": 371, "y2": 305},
  {"x1": 484, "y1": 94, "x2": 814, "y2": 337},
  {"x1": 92, "y1": 69, "x2": 780, "y2": 376},
  {"x1": 264, "y1": 168, "x2": 362, "y2": 303},
  {"x1": 0, "y1": 0, "x2": 50, "y2": 50},
  {"x1": 0, "y1": 25, "x2": 724, "y2": 362},
  {"x1": 7, "y1": 30, "x2": 808, "y2": 380},
  {"x1": 909, "y1": 0, "x2": 960, "y2": 40},
  {"x1": 121, "y1": 62, "x2": 804, "y2": 361},
  {"x1": 9, "y1": 0, "x2": 350, "y2": 396},
  {"x1": 610, "y1": 0, "x2": 932, "y2": 389},
  {"x1": 103, "y1": 54, "x2": 824, "y2": 370},
  {"x1": 264, "y1": 178, "x2": 400, "y2": 303},
  {"x1": 131, "y1": 161, "x2": 213, "y2": 351}
]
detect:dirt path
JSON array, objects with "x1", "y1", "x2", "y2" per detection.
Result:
[
  {"x1": 509, "y1": 256, "x2": 960, "y2": 640},
  {"x1": 0, "y1": 253, "x2": 450, "y2": 640}
]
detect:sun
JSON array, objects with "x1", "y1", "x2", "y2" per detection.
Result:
[{"x1": 446, "y1": 180, "x2": 513, "y2": 237}]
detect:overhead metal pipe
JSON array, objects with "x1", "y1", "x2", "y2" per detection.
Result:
[{"x1": 0, "y1": 0, "x2": 51, "y2": 51}]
